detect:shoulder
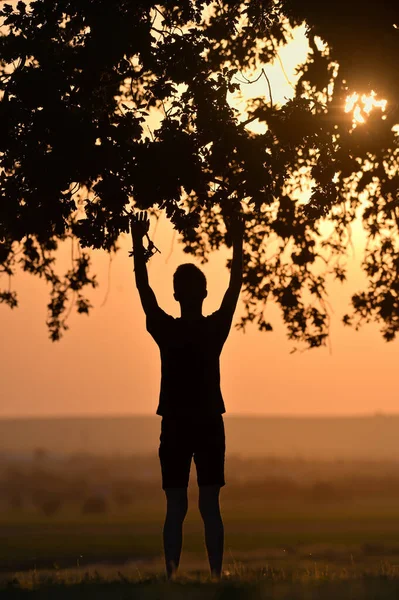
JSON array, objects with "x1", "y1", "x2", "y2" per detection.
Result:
[
  {"x1": 156, "y1": 307, "x2": 174, "y2": 319},
  {"x1": 146, "y1": 307, "x2": 175, "y2": 333},
  {"x1": 203, "y1": 309, "x2": 234, "y2": 347},
  {"x1": 207, "y1": 308, "x2": 231, "y2": 321},
  {"x1": 206, "y1": 308, "x2": 234, "y2": 328},
  {"x1": 146, "y1": 307, "x2": 175, "y2": 323}
]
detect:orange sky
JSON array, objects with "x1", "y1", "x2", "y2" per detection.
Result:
[
  {"x1": 1, "y1": 20, "x2": 397, "y2": 418},
  {"x1": 0, "y1": 214, "x2": 398, "y2": 418}
]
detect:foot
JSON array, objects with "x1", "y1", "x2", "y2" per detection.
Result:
[{"x1": 166, "y1": 561, "x2": 179, "y2": 581}]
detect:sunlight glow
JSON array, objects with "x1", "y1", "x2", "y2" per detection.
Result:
[{"x1": 345, "y1": 91, "x2": 387, "y2": 126}]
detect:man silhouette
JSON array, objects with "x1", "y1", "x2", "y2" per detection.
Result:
[{"x1": 130, "y1": 210, "x2": 244, "y2": 581}]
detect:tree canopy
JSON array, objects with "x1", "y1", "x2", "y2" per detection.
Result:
[{"x1": 0, "y1": 0, "x2": 398, "y2": 345}]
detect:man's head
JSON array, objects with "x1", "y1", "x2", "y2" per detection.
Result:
[{"x1": 173, "y1": 263, "x2": 207, "y2": 306}]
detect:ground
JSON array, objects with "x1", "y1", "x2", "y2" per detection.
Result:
[{"x1": 3, "y1": 496, "x2": 399, "y2": 598}]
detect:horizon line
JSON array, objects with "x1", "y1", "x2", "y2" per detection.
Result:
[{"x1": 0, "y1": 411, "x2": 396, "y2": 421}]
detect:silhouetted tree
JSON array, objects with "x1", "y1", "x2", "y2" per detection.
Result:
[
  {"x1": 82, "y1": 494, "x2": 108, "y2": 514},
  {"x1": 1, "y1": 1, "x2": 398, "y2": 346},
  {"x1": 9, "y1": 493, "x2": 23, "y2": 510},
  {"x1": 39, "y1": 495, "x2": 63, "y2": 516},
  {"x1": 33, "y1": 447, "x2": 49, "y2": 463},
  {"x1": 113, "y1": 490, "x2": 133, "y2": 508},
  {"x1": 308, "y1": 481, "x2": 339, "y2": 504}
]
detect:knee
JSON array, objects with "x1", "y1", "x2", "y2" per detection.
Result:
[
  {"x1": 166, "y1": 506, "x2": 187, "y2": 524},
  {"x1": 198, "y1": 496, "x2": 220, "y2": 523},
  {"x1": 166, "y1": 495, "x2": 188, "y2": 522}
]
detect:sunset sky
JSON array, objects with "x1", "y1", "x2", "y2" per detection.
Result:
[
  {"x1": 1, "y1": 212, "x2": 398, "y2": 419},
  {"x1": 1, "y1": 17, "x2": 397, "y2": 419}
]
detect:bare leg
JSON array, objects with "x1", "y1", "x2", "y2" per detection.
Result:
[
  {"x1": 198, "y1": 485, "x2": 224, "y2": 580},
  {"x1": 163, "y1": 487, "x2": 188, "y2": 579}
]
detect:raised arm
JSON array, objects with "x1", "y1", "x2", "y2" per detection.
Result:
[
  {"x1": 130, "y1": 211, "x2": 160, "y2": 317},
  {"x1": 219, "y1": 211, "x2": 244, "y2": 316}
]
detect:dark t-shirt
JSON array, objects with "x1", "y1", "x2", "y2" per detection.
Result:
[{"x1": 146, "y1": 308, "x2": 233, "y2": 417}]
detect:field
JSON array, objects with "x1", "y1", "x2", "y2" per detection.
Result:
[
  {"x1": 3, "y1": 454, "x2": 399, "y2": 597},
  {"x1": 4, "y1": 565, "x2": 399, "y2": 600},
  {"x1": 4, "y1": 499, "x2": 399, "y2": 598}
]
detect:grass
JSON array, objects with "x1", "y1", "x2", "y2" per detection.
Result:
[
  {"x1": 3, "y1": 562, "x2": 399, "y2": 599},
  {"x1": 3, "y1": 504, "x2": 399, "y2": 569},
  {"x1": 4, "y1": 499, "x2": 399, "y2": 597}
]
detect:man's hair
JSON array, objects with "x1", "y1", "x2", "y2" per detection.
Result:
[{"x1": 173, "y1": 263, "x2": 207, "y2": 296}]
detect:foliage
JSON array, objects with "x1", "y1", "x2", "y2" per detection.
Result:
[{"x1": 0, "y1": 0, "x2": 398, "y2": 345}]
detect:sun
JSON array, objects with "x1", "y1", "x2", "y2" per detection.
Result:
[{"x1": 344, "y1": 91, "x2": 387, "y2": 126}]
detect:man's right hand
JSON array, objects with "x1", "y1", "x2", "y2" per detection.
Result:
[{"x1": 130, "y1": 211, "x2": 150, "y2": 241}]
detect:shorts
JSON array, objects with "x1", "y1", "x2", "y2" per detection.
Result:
[{"x1": 158, "y1": 414, "x2": 225, "y2": 489}]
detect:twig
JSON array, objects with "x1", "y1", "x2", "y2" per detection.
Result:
[
  {"x1": 270, "y1": 37, "x2": 295, "y2": 89},
  {"x1": 165, "y1": 230, "x2": 176, "y2": 264},
  {"x1": 100, "y1": 252, "x2": 113, "y2": 307},
  {"x1": 234, "y1": 68, "x2": 273, "y2": 107}
]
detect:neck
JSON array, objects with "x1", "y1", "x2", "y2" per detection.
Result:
[{"x1": 179, "y1": 304, "x2": 203, "y2": 320}]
